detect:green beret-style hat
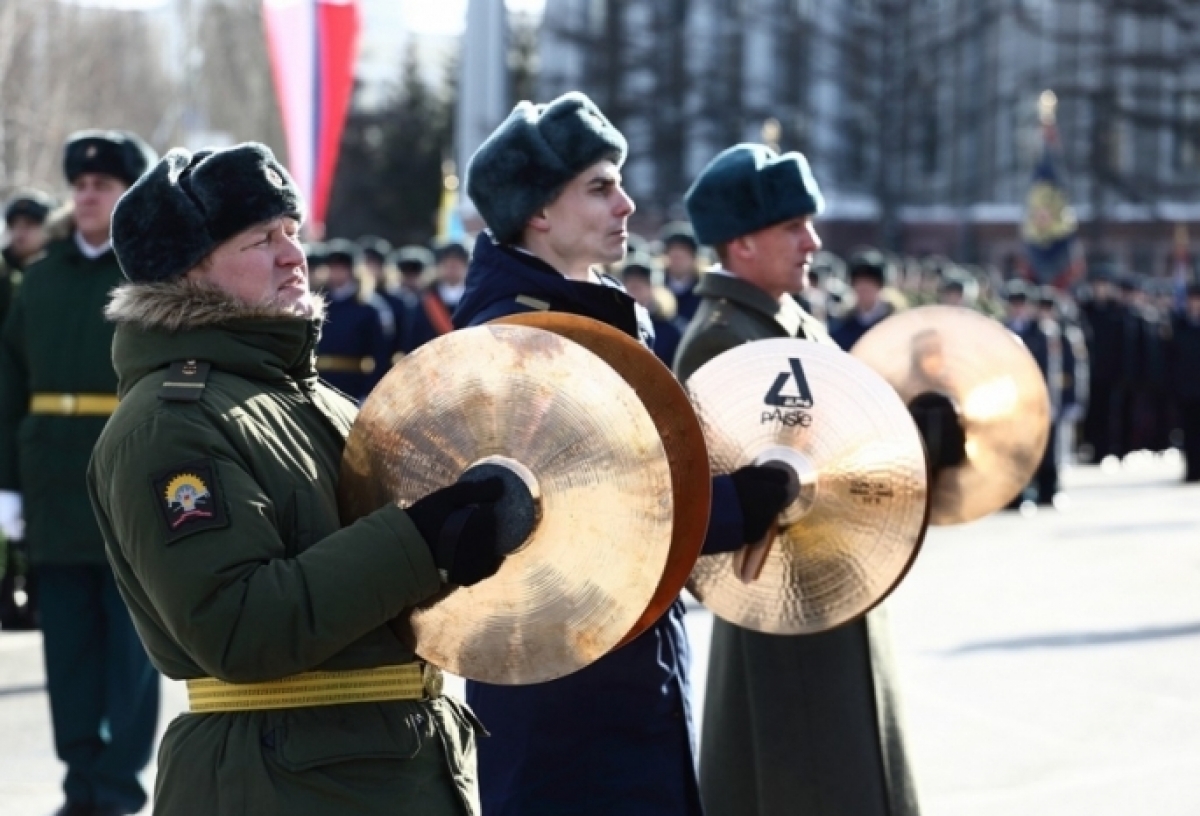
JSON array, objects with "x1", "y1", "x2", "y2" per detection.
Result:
[
  {"x1": 684, "y1": 143, "x2": 823, "y2": 246},
  {"x1": 466, "y1": 91, "x2": 628, "y2": 245},
  {"x1": 111, "y1": 142, "x2": 304, "y2": 283}
]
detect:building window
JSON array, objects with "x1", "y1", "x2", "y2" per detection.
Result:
[{"x1": 1176, "y1": 91, "x2": 1200, "y2": 172}]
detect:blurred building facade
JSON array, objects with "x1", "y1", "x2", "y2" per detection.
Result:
[{"x1": 538, "y1": 0, "x2": 1200, "y2": 276}]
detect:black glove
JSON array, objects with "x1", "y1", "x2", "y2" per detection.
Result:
[
  {"x1": 729, "y1": 465, "x2": 791, "y2": 544},
  {"x1": 908, "y1": 392, "x2": 966, "y2": 474},
  {"x1": 407, "y1": 477, "x2": 505, "y2": 586}
]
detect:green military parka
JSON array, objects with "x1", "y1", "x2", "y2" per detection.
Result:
[
  {"x1": 88, "y1": 281, "x2": 482, "y2": 816},
  {"x1": 674, "y1": 271, "x2": 921, "y2": 816}
]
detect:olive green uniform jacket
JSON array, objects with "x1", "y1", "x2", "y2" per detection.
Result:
[
  {"x1": 674, "y1": 272, "x2": 920, "y2": 816},
  {"x1": 0, "y1": 246, "x2": 26, "y2": 324},
  {"x1": 0, "y1": 216, "x2": 121, "y2": 565},
  {"x1": 87, "y1": 283, "x2": 482, "y2": 816}
]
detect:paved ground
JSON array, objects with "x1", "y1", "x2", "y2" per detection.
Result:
[{"x1": 2, "y1": 454, "x2": 1198, "y2": 815}]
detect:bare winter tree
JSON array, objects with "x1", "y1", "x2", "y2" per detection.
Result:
[{"x1": 0, "y1": 2, "x2": 176, "y2": 200}]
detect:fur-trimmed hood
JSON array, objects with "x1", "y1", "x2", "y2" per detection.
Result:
[
  {"x1": 44, "y1": 203, "x2": 76, "y2": 242},
  {"x1": 107, "y1": 279, "x2": 326, "y2": 398},
  {"x1": 106, "y1": 278, "x2": 325, "y2": 332}
]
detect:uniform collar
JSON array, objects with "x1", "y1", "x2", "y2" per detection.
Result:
[{"x1": 696, "y1": 270, "x2": 807, "y2": 336}]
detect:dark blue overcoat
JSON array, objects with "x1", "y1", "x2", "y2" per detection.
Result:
[{"x1": 453, "y1": 234, "x2": 741, "y2": 816}]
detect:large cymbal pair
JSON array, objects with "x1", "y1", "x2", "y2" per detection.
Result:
[
  {"x1": 683, "y1": 305, "x2": 1051, "y2": 635},
  {"x1": 339, "y1": 315, "x2": 709, "y2": 685}
]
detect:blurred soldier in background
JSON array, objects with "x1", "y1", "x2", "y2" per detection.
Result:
[
  {"x1": 0, "y1": 129, "x2": 159, "y2": 816},
  {"x1": 357, "y1": 236, "x2": 408, "y2": 365},
  {"x1": 390, "y1": 244, "x2": 434, "y2": 308},
  {"x1": 1079, "y1": 269, "x2": 1127, "y2": 463},
  {"x1": 1170, "y1": 283, "x2": 1200, "y2": 482},
  {"x1": 829, "y1": 249, "x2": 896, "y2": 350},
  {"x1": 314, "y1": 239, "x2": 392, "y2": 401},
  {"x1": 357, "y1": 235, "x2": 392, "y2": 282},
  {"x1": 619, "y1": 252, "x2": 682, "y2": 367},
  {"x1": 660, "y1": 221, "x2": 703, "y2": 322},
  {"x1": 1, "y1": 190, "x2": 54, "y2": 320},
  {"x1": 408, "y1": 239, "x2": 468, "y2": 351}
]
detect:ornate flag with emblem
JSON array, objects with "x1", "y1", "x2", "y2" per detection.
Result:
[
  {"x1": 262, "y1": 0, "x2": 361, "y2": 237},
  {"x1": 1022, "y1": 91, "x2": 1082, "y2": 289}
]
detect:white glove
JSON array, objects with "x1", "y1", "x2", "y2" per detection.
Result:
[{"x1": 0, "y1": 491, "x2": 24, "y2": 541}]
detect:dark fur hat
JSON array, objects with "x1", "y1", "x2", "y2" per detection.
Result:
[
  {"x1": 5, "y1": 189, "x2": 55, "y2": 226},
  {"x1": 465, "y1": 92, "x2": 628, "y2": 244},
  {"x1": 433, "y1": 238, "x2": 470, "y2": 264},
  {"x1": 392, "y1": 245, "x2": 434, "y2": 273},
  {"x1": 324, "y1": 238, "x2": 360, "y2": 269},
  {"x1": 685, "y1": 143, "x2": 823, "y2": 246},
  {"x1": 659, "y1": 221, "x2": 698, "y2": 253},
  {"x1": 63, "y1": 130, "x2": 156, "y2": 186},
  {"x1": 848, "y1": 248, "x2": 889, "y2": 286},
  {"x1": 111, "y1": 142, "x2": 304, "y2": 283},
  {"x1": 357, "y1": 235, "x2": 392, "y2": 263}
]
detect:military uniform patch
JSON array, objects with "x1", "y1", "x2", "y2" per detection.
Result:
[{"x1": 152, "y1": 459, "x2": 229, "y2": 544}]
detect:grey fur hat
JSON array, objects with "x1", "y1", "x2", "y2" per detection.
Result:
[
  {"x1": 465, "y1": 92, "x2": 628, "y2": 244},
  {"x1": 685, "y1": 143, "x2": 824, "y2": 246},
  {"x1": 111, "y1": 142, "x2": 304, "y2": 283}
]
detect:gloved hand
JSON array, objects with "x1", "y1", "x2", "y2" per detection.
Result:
[
  {"x1": 729, "y1": 466, "x2": 791, "y2": 544},
  {"x1": 0, "y1": 491, "x2": 24, "y2": 541},
  {"x1": 908, "y1": 393, "x2": 966, "y2": 473},
  {"x1": 406, "y1": 477, "x2": 505, "y2": 586}
]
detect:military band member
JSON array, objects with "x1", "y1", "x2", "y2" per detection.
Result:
[
  {"x1": 1, "y1": 188, "x2": 54, "y2": 320},
  {"x1": 675, "y1": 143, "x2": 921, "y2": 816},
  {"x1": 407, "y1": 239, "x2": 470, "y2": 351},
  {"x1": 660, "y1": 221, "x2": 704, "y2": 322},
  {"x1": 619, "y1": 253, "x2": 683, "y2": 368},
  {"x1": 829, "y1": 248, "x2": 896, "y2": 351},
  {"x1": 453, "y1": 92, "x2": 790, "y2": 816},
  {"x1": 313, "y1": 239, "x2": 393, "y2": 401},
  {"x1": 0, "y1": 130, "x2": 159, "y2": 816},
  {"x1": 90, "y1": 142, "x2": 509, "y2": 816}
]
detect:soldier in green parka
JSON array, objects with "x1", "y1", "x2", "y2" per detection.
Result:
[
  {"x1": 674, "y1": 144, "x2": 921, "y2": 816},
  {"x1": 90, "y1": 142, "x2": 509, "y2": 816},
  {"x1": 0, "y1": 130, "x2": 161, "y2": 816}
]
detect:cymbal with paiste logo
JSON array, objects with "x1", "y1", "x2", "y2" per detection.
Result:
[
  {"x1": 685, "y1": 340, "x2": 929, "y2": 635},
  {"x1": 850, "y1": 305, "x2": 1051, "y2": 524},
  {"x1": 492, "y1": 312, "x2": 711, "y2": 648},
  {"x1": 338, "y1": 324, "x2": 674, "y2": 684}
]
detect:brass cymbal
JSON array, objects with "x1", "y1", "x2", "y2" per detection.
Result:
[
  {"x1": 685, "y1": 340, "x2": 928, "y2": 634},
  {"x1": 339, "y1": 324, "x2": 674, "y2": 684},
  {"x1": 850, "y1": 305, "x2": 1051, "y2": 524},
  {"x1": 492, "y1": 312, "x2": 711, "y2": 648}
]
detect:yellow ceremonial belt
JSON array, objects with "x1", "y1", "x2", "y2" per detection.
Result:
[
  {"x1": 186, "y1": 663, "x2": 443, "y2": 713},
  {"x1": 29, "y1": 393, "x2": 119, "y2": 416},
  {"x1": 316, "y1": 355, "x2": 376, "y2": 374}
]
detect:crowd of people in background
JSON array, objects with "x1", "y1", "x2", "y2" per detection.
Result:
[
  {"x1": 292, "y1": 216, "x2": 1200, "y2": 497},
  {"x1": 6, "y1": 188, "x2": 1200, "y2": 495},
  {"x1": 4, "y1": 186, "x2": 1200, "y2": 640}
]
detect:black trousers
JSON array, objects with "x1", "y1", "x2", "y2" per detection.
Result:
[
  {"x1": 1181, "y1": 400, "x2": 1200, "y2": 482},
  {"x1": 39, "y1": 564, "x2": 159, "y2": 811}
]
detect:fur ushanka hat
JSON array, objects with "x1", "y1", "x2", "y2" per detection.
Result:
[
  {"x1": 685, "y1": 143, "x2": 824, "y2": 247},
  {"x1": 63, "y1": 130, "x2": 157, "y2": 187},
  {"x1": 111, "y1": 142, "x2": 304, "y2": 283},
  {"x1": 465, "y1": 92, "x2": 628, "y2": 245}
]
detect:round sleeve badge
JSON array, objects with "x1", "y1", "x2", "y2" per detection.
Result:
[{"x1": 152, "y1": 459, "x2": 229, "y2": 544}]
